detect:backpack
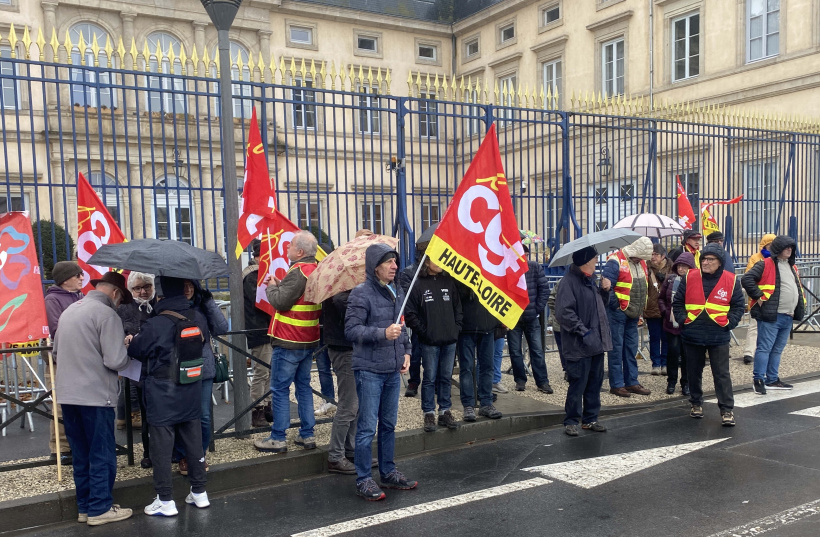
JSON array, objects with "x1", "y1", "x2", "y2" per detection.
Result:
[{"x1": 159, "y1": 310, "x2": 205, "y2": 385}]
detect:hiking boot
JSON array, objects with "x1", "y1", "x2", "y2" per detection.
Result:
[
  {"x1": 295, "y1": 436, "x2": 317, "y2": 450},
  {"x1": 438, "y1": 410, "x2": 459, "y2": 430},
  {"x1": 766, "y1": 380, "x2": 793, "y2": 390},
  {"x1": 404, "y1": 382, "x2": 419, "y2": 397},
  {"x1": 77, "y1": 513, "x2": 88, "y2": 523},
  {"x1": 564, "y1": 425, "x2": 579, "y2": 436},
  {"x1": 423, "y1": 413, "x2": 437, "y2": 432},
  {"x1": 753, "y1": 379, "x2": 767, "y2": 395},
  {"x1": 315, "y1": 401, "x2": 337, "y2": 417},
  {"x1": 515, "y1": 382, "x2": 526, "y2": 391},
  {"x1": 609, "y1": 387, "x2": 631, "y2": 398},
  {"x1": 743, "y1": 355, "x2": 753, "y2": 365},
  {"x1": 582, "y1": 421, "x2": 607, "y2": 432},
  {"x1": 478, "y1": 404, "x2": 502, "y2": 419},
  {"x1": 185, "y1": 489, "x2": 210, "y2": 508},
  {"x1": 178, "y1": 458, "x2": 188, "y2": 476},
  {"x1": 537, "y1": 384, "x2": 554, "y2": 394},
  {"x1": 721, "y1": 411, "x2": 736, "y2": 427},
  {"x1": 263, "y1": 403, "x2": 273, "y2": 423},
  {"x1": 328, "y1": 458, "x2": 356, "y2": 474},
  {"x1": 626, "y1": 384, "x2": 651, "y2": 396},
  {"x1": 492, "y1": 382, "x2": 509, "y2": 394},
  {"x1": 462, "y1": 406, "x2": 477, "y2": 422},
  {"x1": 251, "y1": 407, "x2": 267, "y2": 428},
  {"x1": 666, "y1": 384, "x2": 676, "y2": 395},
  {"x1": 87, "y1": 505, "x2": 133, "y2": 526},
  {"x1": 681, "y1": 383, "x2": 690, "y2": 396},
  {"x1": 254, "y1": 437, "x2": 287, "y2": 453},
  {"x1": 144, "y1": 496, "x2": 178, "y2": 517},
  {"x1": 690, "y1": 405, "x2": 704, "y2": 419},
  {"x1": 380, "y1": 469, "x2": 418, "y2": 490},
  {"x1": 356, "y1": 478, "x2": 386, "y2": 501},
  {"x1": 651, "y1": 367, "x2": 661, "y2": 376}
]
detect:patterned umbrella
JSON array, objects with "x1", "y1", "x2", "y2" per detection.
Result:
[
  {"x1": 613, "y1": 213, "x2": 684, "y2": 239},
  {"x1": 304, "y1": 234, "x2": 400, "y2": 304},
  {"x1": 519, "y1": 229, "x2": 544, "y2": 246}
]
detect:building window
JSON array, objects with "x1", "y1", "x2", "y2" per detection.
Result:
[
  {"x1": 672, "y1": 13, "x2": 699, "y2": 81},
  {"x1": 499, "y1": 23, "x2": 515, "y2": 43},
  {"x1": 155, "y1": 175, "x2": 194, "y2": 244},
  {"x1": 680, "y1": 171, "x2": 699, "y2": 208},
  {"x1": 542, "y1": 59, "x2": 562, "y2": 108},
  {"x1": 146, "y1": 32, "x2": 185, "y2": 114},
  {"x1": 602, "y1": 38, "x2": 625, "y2": 97},
  {"x1": 357, "y1": 84, "x2": 380, "y2": 134},
  {"x1": 418, "y1": 45, "x2": 436, "y2": 61},
  {"x1": 0, "y1": 193, "x2": 26, "y2": 211},
  {"x1": 361, "y1": 202, "x2": 384, "y2": 235},
  {"x1": 744, "y1": 160, "x2": 778, "y2": 235},
  {"x1": 0, "y1": 46, "x2": 20, "y2": 110},
  {"x1": 419, "y1": 93, "x2": 438, "y2": 139},
  {"x1": 498, "y1": 74, "x2": 516, "y2": 126},
  {"x1": 290, "y1": 26, "x2": 313, "y2": 45},
  {"x1": 542, "y1": 4, "x2": 560, "y2": 26},
  {"x1": 297, "y1": 200, "x2": 323, "y2": 231},
  {"x1": 88, "y1": 172, "x2": 120, "y2": 225},
  {"x1": 69, "y1": 23, "x2": 115, "y2": 109},
  {"x1": 357, "y1": 36, "x2": 377, "y2": 52},
  {"x1": 747, "y1": 0, "x2": 779, "y2": 62},
  {"x1": 465, "y1": 37, "x2": 479, "y2": 58},
  {"x1": 292, "y1": 77, "x2": 316, "y2": 129},
  {"x1": 421, "y1": 203, "x2": 440, "y2": 231}
]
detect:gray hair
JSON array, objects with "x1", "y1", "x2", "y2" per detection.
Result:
[
  {"x1": 291, "y1": 230, "x2": 318, "y2": 257},
  {"x1": 127, "y1": 271, "x2": 155, "y2": 290}
]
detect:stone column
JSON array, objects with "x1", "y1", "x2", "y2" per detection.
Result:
[
  {"x1": 257, "y1": 29, "x2": 272, "y2": 81},
  {"x1": 121, "y1": 12, "x2": 138, "y2": 113},
  {"x1": 42, "y1": 1, "x2": 59, "y2": 106}
]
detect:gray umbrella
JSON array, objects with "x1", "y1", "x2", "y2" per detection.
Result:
[
  {"x1": 549, "y1": 228, "x2": 643, "y2": 267},
  {"x1": 415, "y1": 223, "x2": 439, "y2": 245},
  {"x1": 88, "y1": 239, "x2": 229, "y2": 279}
]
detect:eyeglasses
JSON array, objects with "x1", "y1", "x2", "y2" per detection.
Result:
[
  {"x1": 132, "y1": 285, "x2": 153, "y2": 293},
  {"x1": 701, "y1": 257, "x2": 719, "y2": 263},
  {"x1": 75, "y1": 273, "x2": 84, "y2": 279}
]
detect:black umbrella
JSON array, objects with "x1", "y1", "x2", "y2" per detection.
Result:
[
  {"x1": 88, "y1": 239, "x2": 229, "y2": 279},
  {"x1": 415, "y1": 223, "x2": 439, "y2": 245}
]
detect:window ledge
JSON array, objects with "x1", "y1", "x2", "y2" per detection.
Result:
[
  {"x1": 488, "y1": 51, "x2": 523, "y2": 69},
  {"x1": 586, "y1": 10, "x2": 634, "y2": 32},
  {"x1": 531, "y1": 34, "x2": 569, "y2": 54}
]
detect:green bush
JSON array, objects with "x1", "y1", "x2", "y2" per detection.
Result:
[{"x1": 32, "y1": 220, "x2": 75, "y2": 280}]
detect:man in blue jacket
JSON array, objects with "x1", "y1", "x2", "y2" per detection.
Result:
[{"x1": 345, "y1": 243, "x2": 416, "y2": 501}]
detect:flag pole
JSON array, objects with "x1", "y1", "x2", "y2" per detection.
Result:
[
  {"x1": 48, "y1": 348, "x2": 62, "y2": 482},
  {"x1": 395, "y1": 254, "x2": 426, "y2": 324}
]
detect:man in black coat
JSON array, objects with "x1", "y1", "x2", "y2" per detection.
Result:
[
  {"x1": 507, "y1": 245, "x2": 553, "y2": 393},
  {"x1": 673, "y1": 243, "x2": 745, "y2": 427},
  {"x1": 556, "y1": 247, "x2": 613, "y2": 437},
  {"x1": 242, "y1": 239, "x2": 273, "y2": 427}
]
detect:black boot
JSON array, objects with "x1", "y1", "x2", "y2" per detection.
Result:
[
  {"x1": 681, "y1": 383, "x2": 690, "y2": 396},
  {"x1": 264, "y1": 402, "x2": 273, "y2": 423},
  {"x1": 252, "y1": 407, "x2": 267, "y2": 428}
]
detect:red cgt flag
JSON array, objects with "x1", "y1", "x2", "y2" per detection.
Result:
[
  {"x1": 701, "y1": 195, "x2": 743, "y2": 236},
  {"x1": 426, "y1": 124, "x2": 529, "y2": 329},
  {"x1": 237, "y1": 108, "x2": 276, "y2": 258},
  {"x1": 76, "y1": 172, "x2": 126, "y2": 293},
  {"x1": 0, "y1": 212, "x2": 49, "y2": 343},
  {"x1": 675, "y1": 176, "x2": 696, "y2": 231}
]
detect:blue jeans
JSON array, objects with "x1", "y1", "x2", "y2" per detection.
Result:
[
  {"x1": 646, "y1": 318, "x2": 668, "y2": 368},
  {"x1": 607, "y1": 308, "x2": 640, "y2": 388},
  {"x1": 174, "y1": 378, "x2": 214, "y2": 460},
  {"x1": 457, "y1": 332, "x2": 494, "y2": 408},
  {"x1": 315, "y1": 346, "x2": 335, "y2": 400},
  {"x1": 61, "y1": 405, "x2": 116, "y2": 517},
  {"x1": 420, "y1": 343, "x2": 456, "y2": 413},
  {"x1": 754, "y1": 313, "x2": 793, "y2": 383},
  {"x1": 408, "y1": 332, "x2": 422, "y2": 386},
  {"x1": 563, "y1": 354, "x2": 605, "y2": 426},
  {"x1": 493, "y1": 337, "x2": 505, "y2": 384},
  {"x1": 507, "y1": 318, "x2": 549, "y2": 386},
  {"x1": 354, "y1": 370, "x2": 400, "y2": 482},
  {"x1": 554, "y1": 331, "x2": 566, "y2": 371},
  {"x1": 269, "y1": 347, "x2": 316, "y2": 441}
]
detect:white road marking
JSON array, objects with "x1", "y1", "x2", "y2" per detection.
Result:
[
  {"x1": 789, "y1": 405, "x2": 820, "y2": 418},
  {"x1": 706, "y1": 497, "x2": 820, "y2": 536},
  {"x1": 291, "y1": 477, "x2": 552, "y2": 537},
  {"x1": 521, "y1": 438, "x2": 728, "y2": 489},
  {"x1": 708, "y1": 379, "x2": 820, "y2": 408}
]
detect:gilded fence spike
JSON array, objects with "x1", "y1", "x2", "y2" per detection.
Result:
[
  {"x1": 543, "y1": 86, "x2": 550, "y2": 110},
  {"x1": 142, "y1": 42, "x2": 151, "y2": 71},
  {"x1": 247, "y1": 52, "x2": 255, "y2": 79},
  {"x1": 320, "y1": 60, "x2": 327, "y2": 89},
  {"x1": 8, "y1": 24, "x2": 18, "y2": 59},
  {"x1": 235, "y1": 49, "x2": 244, "y2": 73},
  {"x1": 424, "y1": 72, "x2": 431, "y2": 94},
  {"x1": 213, "y1": 46, "x2": 220, "y2": 76},
  {"x1": 179, "y1": 44, "x2": 187, "y2": 75},
  {"x1": 519, "y1": 82, "x2": 525, "y2": 107},
  {"x1": 299, "y1": 58, "x2": 307, "y2": 80},
  {"x1": 375, "y1": 66, "x2": 383, "y2": 91},
  {"x1": 90, "y1": 33, "x2": 100, "y2": 67},
  {"x1": 385, "y1": 68, "x2": 392, "y2": 94},
  {"x1": 450, "y1": 74, "x2": 456, "y2": 99},
  {"x1": 129, "y1": 37, "x2": 138, "y2": 67},
  {"x1": 50, "y1": 28, "x2": 60, "y2": 60},
  {"x1": 307, "y1": 59, "x2": 316, "y2": 86},
  {"x1": 530, "y1": 86, "x2": 537, "y2": 109},
  {"x1": 153, "y1": 39, "x2": 164, "y2": 71},
  {"x1": 64, "y1": 30, "x2": 74, "y2": 64},
  {"x1": 432, "y1": 73, "x2": 440, "y2": 97},
  {"x1": 346, "y1": 64, "x2": 354, "y2": 91},
  {"x1": 167, "y1": 43, "x2": 176, "y2": 71},
  {"x1": 191, "y1": 44, "x2": 199, "y2": 76},
  {"x1": 277, "y1": 56, "x2": 285, "y2": 84},
  {"x1": 329, "y1": 61, "x2": 337, "y2": 90},
  {"x1": 288, "y1": 56, "x2": 296, "y2": 80},
  {"x1": 414, "y1": 70, "x2": 422, "y2": 94},
  {"x1": 36, "y1": 27, "x2": 46, "y2": 61},
  {"x1": 22, "y1": 26, "x2": 31, "y2": 60},
  {"x1": 357, "y1": 64, "x2": 364, "y2": 86},
  {"x1": 104, "y1": 35, "x2": 113, "y2": 65},
  {"x1": 256, "y1": 50, "x2": 264, "y2": 82}
]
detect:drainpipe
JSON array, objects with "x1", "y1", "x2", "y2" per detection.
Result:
[{"x1": 648, "y1": 0, "x2": 654, "y2": 110}]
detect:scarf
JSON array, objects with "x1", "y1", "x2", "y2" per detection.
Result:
[
  {"x1": 684, "y1": 243, "x2": 699, "y2": 255},
  {"x1": 134, "y1": 297, "x2": 153, "y2": 314}
]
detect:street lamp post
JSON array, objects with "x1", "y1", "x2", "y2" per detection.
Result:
[{"x1": 200, "y1": 0, "x2": 251, "y2": 434}]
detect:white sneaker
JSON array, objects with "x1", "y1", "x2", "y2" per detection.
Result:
[
  {"x1": 492, "y1": 383, "x2": 509, "y2": 394},
  {"x1": 144, "y1": 496, "x2": 178, "y2": 517},
  {"x1": 185, "y1": 489, "x2": 210, "y2": 508},
  {"x1": 314, "y1": 402, "x2": 337, "y2": 417}
]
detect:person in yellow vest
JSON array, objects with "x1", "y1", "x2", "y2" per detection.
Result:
[
  {"x1": 254, "y1": 231, "x2": 322, "y2": 454},
  {"x1": 741, "y1": 235, "x2": 805, "y2": 395},
  {"x1": 672, "y1": 243, "x2": 745, "y2": 426},
  {"x1": 742, "y1": 233, "x2": 777, "y2": 365},
  {"x1": 602, "y1": 237, "x2": 653, "y2": 398},
  {"x1": 669, "y1": 229, "x2": 702, "y2": 267}
]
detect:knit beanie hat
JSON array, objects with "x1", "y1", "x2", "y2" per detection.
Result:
[
  {"x1": 52, "y1": 261, "x2": 82, "y2": 286},
  {"x1": 377, "y1": 251, "x2": 398, "y2": 266},
  {"x1": 572, "y1": 246, "x2": 598, "y2": 267}
]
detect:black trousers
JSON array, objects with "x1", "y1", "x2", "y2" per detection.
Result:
[
  {"x1": 150, "y1": 420, "x2": 206, "y2": 501},
  {"x1": 563, "y1": 353, "x2": 605, "y2": 426},
  {"x1": 683, "y1": 343, "x2": 734, "y2": 413},
  {"x1": 666, "y1": 334, "x2": 688, "y2": 387}
]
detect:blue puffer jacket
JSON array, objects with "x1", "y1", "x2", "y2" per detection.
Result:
[
  {"x1": 521, "y1": 260, "x2": 549, "y2": 322},
  {"x1": 345, "y1": 243, "x2": 411, "y2": 374}
]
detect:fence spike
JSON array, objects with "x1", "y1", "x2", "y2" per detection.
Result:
[
  {"x1": 90, "y1": 33, "x2": 100, "y2": 67},
  {"x1": 49, "y1": 27, "x2": 60, "y2": 60},
  {"x1": 128, "y1": 37, "x2": 137, "y2": 67},
  {"x1": 104, "y1": 34, "x2": 114, "y2": 65},
  {"x1": 299, "y1": 57, "x2": 307, "y2": 80},
  {"x1": 482, "y1": 77, "x2": 488, "y2": 104},
  {"x1": 320, "y1": 60, "x2": 328, "y2": 89},
  {"x1": 518, "y1": 82, "x2": 525, "y2": 108},
  {"x1": 64, "y1": 29, "x2": 75, "y2": 63},
  {"x1": 347, "y1": 64, "x2": 355, "y2": 91},
  {"x1": 531, "y1": 86, "x2": 537, "y2": 109},
  {"x1": 22, "y1": 26, "x2": 31, "y2": 60},
  {"x1": 255, "y1": 50, "x2": 263, "y2": 82},
  {"x1": 433, "y1": 73, "x2": 440, "y2": 96},
  {"x1": 8, "y1": 24, "x2": 18, "y2": 59},
  {"x1": 247, "y1": 51, "x2": 255, "y2": 79},
  {"x1": 308, "y1": 58, "x2": 317, "y2": 86},
  {"x1": 36, "y1": 27, "x2": 46, "y2": 61},
  {"x1": 179, "y1": 43, "x2": 187, "y2": 75},
  {"x1": 142, "y1": 41, "x2": 151, "y2": 71},
  {"x1": 494, "y1": 79, "x2": 500, "y2": 105},
  {"x1": 450, "y1": 74, "x2": 457, "y2": 99},
  {"x1": 235, "y1": 48, "x2": 244, "y2": 73},
  {"x1": 543, "y1": 86, "x2": 550, "y2": 110},
  {"x1": 365, "y1": 65, "x2": 373, "y2": 89},
  {"x1": 190, "y1": 44, "x2": 199, "y2": 76},
  {"x1": 167, "y1": 41, "x2": 176, "y2": 70}
]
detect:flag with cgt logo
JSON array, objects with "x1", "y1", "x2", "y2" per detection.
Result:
[
  {"x1": 76, "y1": 172, "x2": 126, "y2": 293},
  {"x1": 426, "y1": 124, "x2": 529, "y2": 329}
]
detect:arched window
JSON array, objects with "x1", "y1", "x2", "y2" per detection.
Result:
[
  {"x1": 213, "y1": 41, "x2": 253, "y2": 119},
  {"x1": 88, "y1": 172, "x2": 120, "y2": 224},
  {"x1": 155, "y1": 175, "x2": 194, "y2": 244},
  {"x1": 146, "y1": 32, "x2": 186, "y2": 114},
  {"x1": 69, "y1": 23, "x2": 115, "y2": 108}
]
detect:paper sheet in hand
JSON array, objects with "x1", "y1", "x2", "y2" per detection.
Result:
[{"x1": 120, "y1": 359, "x2": 141, "y2": 382}]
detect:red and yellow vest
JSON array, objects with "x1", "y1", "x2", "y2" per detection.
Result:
[
  {"x1": 750, "y1": 257, "x2": 807, "y2": 310},
  {"x1": 684, "y1": 269, "x2": 736, "y2": 327},
  {"x1": 606, "y1": 250, "x2": 648, "y2": 311},
  {"x1": 269, "y1": 262, "x2": 321, "y2": 344}
]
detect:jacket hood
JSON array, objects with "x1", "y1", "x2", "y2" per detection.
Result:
[
  {"x1": 365, "y1": 243, "x2": 399, "y2": 281},
  {"x1": 758, "y1": 233, "x2": 776, "y2": 252},
  {"x1": 700, "y1": 243, "x2": 726, "y2": 271},
  {"x1": 672, "y1": 252, "x2": 696, "y2": 272},
  {"x1": 622, "y1": 237, "x2": 653, "y2": 260},
  {"x1": 769, "y1": 235, "x2": 797, "y2": 264}
]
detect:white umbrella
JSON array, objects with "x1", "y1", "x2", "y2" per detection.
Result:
[
  {"x1": 613, "y1": 213, "x2": 684, "y2": 239},
  {"x1": 549, "y1": 229, "x2": 643, "y2": 267}
]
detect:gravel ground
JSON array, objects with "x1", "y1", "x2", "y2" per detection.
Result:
[{"x1": 3, "y1": 341, "x2": 820, "y2": 503}]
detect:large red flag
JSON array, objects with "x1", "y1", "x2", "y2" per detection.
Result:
[
  {"x1": 0, "y1": 212, "x2": 49, "y2": 343},
  {"x1": 76, "y1": 172, "x2": 126, "y2": 293},
  {"x1": 237, "y1": 108, "x2": 276, "y2": 258},
  {"x1": 701, "y1": 195, "x2": 743, "y2": 236},
  {"x1": 675, "y1": 176, "x2": 696, "y2": 230},
  {"x1": 426, "y1": 124, "x2": 529, "y2": 329}
]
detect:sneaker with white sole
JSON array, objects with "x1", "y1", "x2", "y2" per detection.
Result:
[
  {"x1": 295, "y1": 435, "x2": 317, "y2": 450},
  {"x1": 492, "y1": 383, "x2": 509, "y2": 394},
  {"x1": 766, "y1": 380, "x2": 793, "y2": 390},
  {"x1": 86, "y1": 505, "x2": 132, "y2": 526},
  {"x1": 721, "y1": 411, "x2": 736, "y2": 427},
  {"x1": 254, "y1": 437, "x2": 288, "y2": 453},
  {"x1": 144, "y1": 496, "x2": 178, "y2": 517},
  {"x1": 314, "y1": 401, "x2": 337, "y2": 417},
  {"x1": 185, "y1": 489, "x2": 210, "y2": 508},
  {"x1": 753, "y1": 379, "x2": 767, "y2": 396}
]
